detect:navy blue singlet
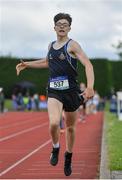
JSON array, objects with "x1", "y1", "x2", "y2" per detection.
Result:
[{"x1": 47, "y1": 39, "x2": 79, "y2": 91}]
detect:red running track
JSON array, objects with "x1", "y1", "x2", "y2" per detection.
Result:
[{"x1": 0, "y1": 111, "x2": 103, "y2": 179}]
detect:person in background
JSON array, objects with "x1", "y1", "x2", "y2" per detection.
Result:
[
  {"x1": 33, "y1": 93, "x2": 40, "y2": 111},
  {"x1": 0, "y1": 88, "x2": 5, "y2": 113},
  {"x1": 27, "y1": 95, "x2": 32, "y2": 111},
  {"x1": 16, "y1": 93, "x2": 24, "y2": 111},
  {"x1": 78, "y1": 82, "x2": 86, "y2": 122},
  {"x1": 91, "y1": 90, "x2": 100, "y2": 114},
  {"x1": 60, "y1": 110, "x2": 65, "y2": 133},
  {"x1": 12, "y1": 94, "x2": 18, "y2": 110},
  {"x1": 110, "y1": 94, "x2": 117, "y2": 113}
]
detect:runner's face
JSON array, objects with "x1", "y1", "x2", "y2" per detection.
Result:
[{"x1": 54, "y1": 19, "x2": 71, "y2": 37}]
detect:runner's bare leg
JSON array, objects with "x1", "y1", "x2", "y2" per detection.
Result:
[
  {"x1": 65, "y1": 111, "x2": 77, "y2": 152},
  {"x1": 48, "y1": 98, "x2": 63, "y2": 145}
]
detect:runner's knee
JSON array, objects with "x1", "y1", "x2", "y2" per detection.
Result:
[
  {"x1": 50, "y1": 120, "x2": 59, "y2": 129},
  {"x1": 66, "y1": 126, "x2": 75, "y2": 133}
]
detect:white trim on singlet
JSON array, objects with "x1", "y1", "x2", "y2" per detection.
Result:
[{"x1": 64, "y1": 39, "x2": 78, "y2": 73}]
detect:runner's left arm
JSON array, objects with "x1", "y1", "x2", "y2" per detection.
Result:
[{"x1": 69, "y1": 41, "x2": 94, "y2": 99}]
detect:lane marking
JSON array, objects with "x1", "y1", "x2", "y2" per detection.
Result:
[
  {"x1": 0, "y1": 117, "x2": 43, "y2": 130},
  {"x1": 0, "y1": 112, "x2": 47, "y2": 128},
  {"x1": 0, "y1": 122, "x2": 48, "y2": 142},
  {"x1": 22, "y1": 172, "x2": 81, "y2": 175},
  {"x1": 0, "y1": 139, "x2": 51, "y2": 177}
]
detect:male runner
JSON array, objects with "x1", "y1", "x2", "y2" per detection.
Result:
[{"x1": 16, "y1": 13, "x2": 94, "y2": 176}]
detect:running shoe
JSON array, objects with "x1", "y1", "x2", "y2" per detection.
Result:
[
  {"x1": 50, "y1": 147, "x2": 60, "y2": 166},
  {"x1": 64, "y1": 151, "x2": 72, "y2": 176}
]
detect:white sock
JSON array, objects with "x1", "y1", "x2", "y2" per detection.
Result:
[{"x1": 53, "y1": 142, "x2": 59, "y2": 148}]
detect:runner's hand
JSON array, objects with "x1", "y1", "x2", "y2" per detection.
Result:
[
  {"x1": 16, "y1": 60, "x2": 27, "y2": 75},
  {"x1": 81, "y1": 88, "x2": 94, "y2": 101}
]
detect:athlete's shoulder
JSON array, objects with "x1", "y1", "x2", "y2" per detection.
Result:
[
  {"x1": 70, "y1": 39, "x2": 80, "y2": 46},
  {"x1": 68, "y1": 39, "x2": 81, "y2": 51},
  {"x1": 48, "y1": 42, "x2": 51, "y2": 50},
  {"x1": 48, "y1": 41, "x2": 54, "y2": 51},
  {"x1": 48, "y1": 40, "x2": 56, "y2": 50}
]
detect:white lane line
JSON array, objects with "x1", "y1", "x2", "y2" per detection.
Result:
[
  {"x1": 0, "y1": 122, "x2": 48, "y2": 142},
  {"x1": 22, "y1": 172, "x2": 81, "y2": 175},
  {"x1": 0, "y1": 139, "x2": 51, "y2": 177},
  {"x1": 0, "y1": 117, "x2": 42, "y2": 130}
]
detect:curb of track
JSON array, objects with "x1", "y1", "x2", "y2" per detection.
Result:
[{"x1": 99, "y1": 113, "x2": 111, "y2": 179}]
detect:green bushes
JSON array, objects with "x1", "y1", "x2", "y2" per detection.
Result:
[
  {"x1": 110, "y1": 61, "x2": 122, "y2": 92},
  {"x1": 92, "y1": 59, "x2": 111, "y2": 96},
  {"x1": 0, "y1": 57, "x2": 122, "y2": 97},
  {"x1": 0, "y1": 57, "x2": 49, "y2": 97}
]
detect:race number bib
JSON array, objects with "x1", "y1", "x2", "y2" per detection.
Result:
[{"x1": 49, "y1": 76, "x2": 69, "y2": 90}]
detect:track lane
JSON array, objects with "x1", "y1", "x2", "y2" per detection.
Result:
[
  {"x1": 0, "y1": 112, "x2": 103, "y2": 179},
  {"x1": 0, "y1": 122, "x2": 48, "y2": 142},
  {"x1": 0, "y1": 112, "x2": 44, "y2": 126},
  {"x1": 0, "y1": 112, "x2": 49, "y2": 172},
  {"x1": 0, "y1": 118, "x2": 47, "y2": 138},
  {"x1": 0, "y1": 139, "x2": 52, "y2": 177}
]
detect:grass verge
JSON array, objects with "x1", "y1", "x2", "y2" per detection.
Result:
[
  {"x1": 105, "y1": 110, "x2": 122, "y2": 170},
  {"x1": 5, "y1": 99, "x2": 13, "y2": 111}
]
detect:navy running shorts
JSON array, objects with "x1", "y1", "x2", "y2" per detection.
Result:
[{"x1": 47, "y1": 89, "x2": 84, "y2": 112}]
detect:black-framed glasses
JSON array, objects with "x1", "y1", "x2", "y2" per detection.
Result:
[{"x1": 55, "y1": 23, "x2": 70, "y2": 28}]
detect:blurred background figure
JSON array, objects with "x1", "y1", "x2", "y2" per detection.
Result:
[
  {"x1": 91, "y1": 90, "x2": 100, "y2": 114},
  {"x1": 97, "y1": 97, "x2": 105, "y2": 111},
  {"x1": 33, "y1": 93, "x2": 40, "y2": 111},
  {"x1": 60, "y1": 110, "x2": 65, "y2": 133},
  {"x1": 85, "y1": 90, "x2": 101, "y2": 115},
  {"x1": 23, "y1": 93, "x2": 33, "y2": 111},
  {"x1": 109, "y1": 94, "x2": 117, "y2": 113},
  {"x1": 39, "y1": 95, "x2": 47, "y2": 109},
  {"x1": 12, "y1": 94, "x2": 18, "y2": 110},
  {"x1": 0, "y1": 88, "x2": 5, "y2": 113},
  {"x1": 23, "y1": 94, "x2": 29, "y2": 110},
  {"x1": 27, "y1": 94, "x2": 32, "y2": 111},
  {"x1": 16, "y1": 93, "x2": 24, "y2": 111},
  {"x1": 78, "y1": 82, "x2": 86, "y2": 122},
  {"x1": 85, "y1": 99, "x2": 93, "y2": 115}
]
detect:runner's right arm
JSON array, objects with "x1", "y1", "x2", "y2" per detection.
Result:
[
  {"x1": 16, "y1": 58, "x2": 48, "y2": 76},
  {"x1": 16, "y1": 43, "x2": 51, "y2": 75}
]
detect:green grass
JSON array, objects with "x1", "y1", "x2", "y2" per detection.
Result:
[
  {"x1": 5, "y1": 99, "x2": 13, "y2": 110},
  {"x1": 105, "y1": 110, "x2": 122, "y2": 170}
]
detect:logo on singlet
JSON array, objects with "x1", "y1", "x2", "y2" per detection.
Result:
[{"x1": 59, "y1": 52, "x2": 65, "y2": 60}]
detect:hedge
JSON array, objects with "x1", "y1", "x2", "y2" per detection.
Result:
[{"x1": 0, "y1": 57, "x2": 122, "y2": 97}]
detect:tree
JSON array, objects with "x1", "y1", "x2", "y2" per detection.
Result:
[{"x1": 112, "y1": 40, "x2": 122, "y2": 60}]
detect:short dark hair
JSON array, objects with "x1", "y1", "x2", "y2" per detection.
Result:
[{"x1": 54, "y1": 13, "x2": 72, "y2": 26}]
